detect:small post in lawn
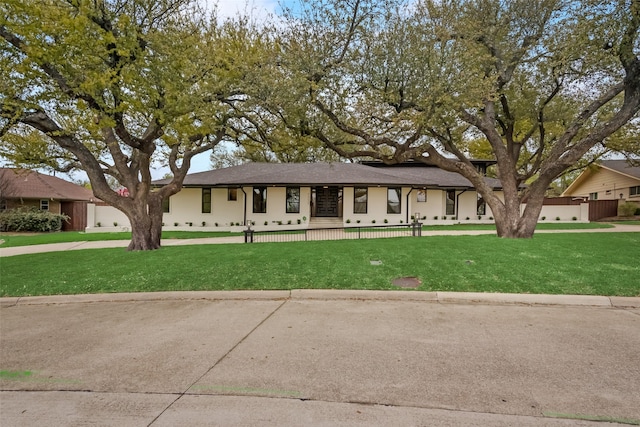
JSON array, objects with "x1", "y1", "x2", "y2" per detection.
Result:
[
  {"x1": 412, "y1": 212, "x2": 422, "y2": 237},
  {"x1": 244, "y1": 223, "x2": 254, "y2": 243}
]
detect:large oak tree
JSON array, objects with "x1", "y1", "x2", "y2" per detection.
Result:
[
  {"x1": 0, "y1": 0, "x2": 262, "y2": 250},
  {"x1": 255, "y1": 0, "x2": 640, "y2": 237}
]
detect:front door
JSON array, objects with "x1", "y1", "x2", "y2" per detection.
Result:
[{"x1": 315, "y1": 186, "x2": 339, "y2": 217}]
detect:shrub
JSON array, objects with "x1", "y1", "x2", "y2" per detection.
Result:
[
  {"x1": 297, "y1": 219, "x2": 301, "y2": 224},
  {"x1": 433, "y1": 216, "x2": 438, "y2": 220},
  {"x1": 555, "y1": 216, "x2": 561, "y2": 221},
  {"x1": 618, "y1": 202, "x2": 638, "y2": 217},
  {"x1": 201, "y1": 221, "x2": 206, "y2": 227},
  {"x1": 174, "y1": 222, "x2": 179, "y2": 226},
  {"x1": 113, "y1": 221, "x2": 118, "y2": 227},
  {"x1": 287, "y1": 220, "x2": 292, "y2": 225},
  {"x1": 572, "y1": 216, "x2": 577, "y2": 221},
  {"x1": 346, "y1": 219, "x2": 351, "y2": 224},
  {"x1": 636, "y1": 208, "x2": 640, "y2": 215},
  {"x1": 96, "y1": 222, "x2": 101, "y2": 227},
  {"x1": 371, "y1": 219, "x2": 376, "y2": 224},
  {"x1": 383, "y1": 219, "x2": 388, "y2": 223},
  {"x1": 356, "y1": 219, "x2": 361, "y2": 224},
  {"x1": 215, "y1": 222, "x2": 219, "y2": 227},
  {"x1": 0, "y1": 208, "x2": 69, "y2": 232},
  {"x1": 541, "y1": 216, "x2": 546, "y2": 221},
  {"x1": 466, "y1": 217, "x2": 470, "y2": 220}
]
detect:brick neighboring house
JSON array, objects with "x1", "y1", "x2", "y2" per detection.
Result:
[{"x1": 0, "y1": 168, "x2": 95, "y2": 231}]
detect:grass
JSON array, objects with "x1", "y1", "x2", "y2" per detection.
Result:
[
  {"x1": 1, "y1": 233, "x2": 639, "y2": 297},
  {"x1": 0, "y1": 222, "x2": 615, "y2": 247},
  {"x1": 422, "y1": 222, "x2": 614, "y2": 231},
  {"x1": 0, "y1": 230, "x2": 242, "y2": 248}
]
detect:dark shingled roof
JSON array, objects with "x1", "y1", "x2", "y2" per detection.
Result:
[
  {"x1": 0, "y1": 168, "x2": 95, "y2": 201},
  {"x1": 600, "y1": 160, "x2": 640, "y2": 179},
  {"x1": 154, "y1": 162, "x2": 503, "y2": 189}
]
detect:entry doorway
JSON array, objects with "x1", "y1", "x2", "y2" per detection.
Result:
[{"x1": 313, "y1": 186, "x2": 341, "y2": 217}]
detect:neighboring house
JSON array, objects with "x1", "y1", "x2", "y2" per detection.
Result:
[
  {"x1": 561, "y1": 160, "x2": 640, "y2": 203},
  {"x1": 148, "y1": 161, "x2": 503, "y2": 229},
  {"x1": 0, "y1": 168, "x2": 95, "y2": 231}
]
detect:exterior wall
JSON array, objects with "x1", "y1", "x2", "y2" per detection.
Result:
[
  {"x1": 162, "y1": 187, "x2": 245, "y2": 227},
  {"x1": 523, "y1": 203, "x2": 589, "y2": 222},
  {"x1": 247, "y1": 186, "x2": 311, "y2": 228},
  {"x1": 565, "y1": 167, "x2": 640, "y2": 201},
  {"x1": 85, "y1": 185, "x2": 593, "y2": 233},
  {"x1": 91, "y1": 203, "x2": 130, "y2": 230},
  {"x1": 5, "y1": 198, "x2": 61, "y2": 214},
  {"x1": 407, "y1": 190, "x2": 498, "y2": 222},
  {"x1": 343, "y1": 186, "x2": 410, "y2": 225}
]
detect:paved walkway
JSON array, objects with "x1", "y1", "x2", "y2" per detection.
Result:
[
  {"x1": 1, "y1": 290, "x2": 639, "y2": 426},
  {"x1": 1, "y1": 223, "x2": 638, "y2": 257}
]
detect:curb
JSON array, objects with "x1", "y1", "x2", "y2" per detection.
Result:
[{"x1": 2, "y1": 290, "x2": 639, "y2": 308}]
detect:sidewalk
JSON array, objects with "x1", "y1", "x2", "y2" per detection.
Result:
[
  {"x1": 1, "y1": 223, "x2": 638, "y2": 257},
  {"x1": 1, "y1": 290, "x2": 639, "y2": 426}
]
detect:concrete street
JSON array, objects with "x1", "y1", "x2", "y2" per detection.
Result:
[{"x1": 1, "y1": 291, "x2": 639, "y2": 426}]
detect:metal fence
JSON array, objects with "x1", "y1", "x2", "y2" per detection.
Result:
[{"x1": 244, "y1": 223, "x2": 423, "y2": 243}]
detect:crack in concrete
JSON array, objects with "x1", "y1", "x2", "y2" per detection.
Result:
[{"x1": 146, "y1": 297, "x2": 290, "y2": 426}]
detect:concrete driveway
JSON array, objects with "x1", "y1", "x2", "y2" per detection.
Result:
[{"x1": 1, "y1": 291, "x2": 639, "y2": 426}]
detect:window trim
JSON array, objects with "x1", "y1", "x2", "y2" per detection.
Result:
[
  {"x1": 253, "y1": 186, "x2": 267, "y2": 213},
  {"x1": 353, "y1": 187, "x2": 368, "y2": 214},
  {"x1": 589, "y1": 192, "x2": 598, "y2": 200},
  {"x1": 445, "y1": 190, "x2": 456, "y2": 216},
  {"x1": 40, "y1": 199, "x2": 49, "y2": 211},
  {"x1": 202, "y1": 188, "x2": 212, "y2": 213},
  {"x1": 228, "y1": 188, "x2": 238, "y2": 201},
  {"x1": 630, "y1": 186, "x2": 640, "y2": 197},
  {"x1": 387, "y1": 187, "x2": 402, "y2": 214},
  {"x1": 477, "y1": 193, "x2": 486, "y2": 216},
  {"x1": 162, "y1": 196, "x2": 170, "y2": 213},
  {"x1": 286, "y1": 186, "x2": 300, "y2": 213}
]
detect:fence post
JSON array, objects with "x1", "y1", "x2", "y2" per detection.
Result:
[
  {"x1": 244, "y1": 225, "x2": 254, "y2": 243},
  {"x1": 412, "y1": 220, "x2": 422, "y2": 237}
]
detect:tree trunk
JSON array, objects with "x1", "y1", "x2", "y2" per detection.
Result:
[
  {"x1": 124, "y1": 197, "x2": 164, "y2": 251},
  {"x1": 490, "y1": 183, "x2": 547, "y2": 239}
]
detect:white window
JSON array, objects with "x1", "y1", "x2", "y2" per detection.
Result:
[{"x1": 40, "y1": 199, "x2": 49, "y2": 211}]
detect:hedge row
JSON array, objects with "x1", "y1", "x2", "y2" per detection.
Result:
[{"x1": 0, "y1": 208, "x2": 69, "y2": 232}]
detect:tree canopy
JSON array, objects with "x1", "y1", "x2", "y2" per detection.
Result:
[
  {"x1": 249, "y1": 0, "x2": 640, "y2": 237},
  {"x1": 0, "y1": 0, "x2": 266, "y2": 249}
]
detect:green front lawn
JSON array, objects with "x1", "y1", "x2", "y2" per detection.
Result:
[
  {"x1": 0, "y1": 230, "x2": 242, "y2": 248},
  {"x1": 1, "y1": 233, "x2": 638, "y2": 297}
]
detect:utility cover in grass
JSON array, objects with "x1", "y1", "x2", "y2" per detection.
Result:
[
  {"x1": 370, "y1": 260, "x2": 382, "y2": 265},
  {"x1": 392, "y1": 277, "x2": 422, "y2": 288}
]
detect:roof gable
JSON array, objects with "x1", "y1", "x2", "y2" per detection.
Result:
[
  {"x1": 562, "y1": 160, "x2": 640, "y2": 196},
  {"x1": 600, "y1": 160, "x2": 640, "y2": 179}
]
